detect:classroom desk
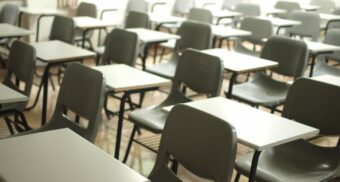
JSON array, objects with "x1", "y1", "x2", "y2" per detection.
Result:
[
  {"x1": 93, "y1": 64, "x2": 171, "y2": 160},
  {"x1": 126, "y1": 28, "x2": 180, "y2": 70},
  {"x1": 202, "y1": 49, "x2": 278, "y2": 98},
  {"x1": 212, "y1": 26, "x2": 251, "y2": 48},
  {"x1": 258, "y1": 17, "x2": 301, "y2": 34},
  {"x1": 74, "y1": 16, "x2": 116, "y2": 48},
  {"x1": 301, "y1": 5, "x2": 320, "y2": 11},
  {"x1": 18, "y1": 7, "x2": 66, "y2": 42},
  {"x1": 0, "y1": 23, "x2": 34, "y2": 39},
  {"x1": 320, "y1": 13, "x2": 340, "y2": 34},
  {"x1": 31, "y1": 40, "x2": 96, "y2": 125},
  {"x1": 0, "y1": 83, "x2": 29, "y2": 131},
  {"x1": 212, "y1": 10, "x2": 243, "y2": 25},
  {"x1": 0, "y1": 129, "x2": 150, "y2": 182},
  {"x1": 149, "y1": 13, "x2": 185, "y2": 30},
  {"x1": 306, "y1": 41, "x2": 340, "y2": 77},
  {"x1": 146, "y1": 0, "x2": 167, "y2": 12},
  {"x1": 262, "y1": 8, "x2": 286, "y2": 16},
  {"x1": 312, "y1": 75, "x2": 340, "y2": 87},
  {"x1": 163, "y1": 97, "x2": 319, "y2": 182}
]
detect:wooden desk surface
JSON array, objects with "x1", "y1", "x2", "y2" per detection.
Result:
[
  {"x1": 93, "y1": 64, "x2": 171, "y2": 92},
  {"x1": 74, "y1": 16, "x2": 116, "y2": 29},
  {"x1": 0, "y1": 83, "x2": 27, "y2": 104},
  {"x1": 202, "y1": 49, "x2": 278, "y2": 73},
  {"x1": 165, "y1": 97, "x2": 319, "y2": 150},
  {"x1": 0, "y1": 129, "x2": 149, "y2": 182},
  {"x1": 312, "y1": 75, "x2": 340, "y2": 87},
  {"x1": 126, "y1": 28, "x2": 180, "y2": 43},
  {"x1": 0, "y1": 23, "x2": 34, "y2": 38},
  {"x1": 31, "y1": 40, "x2": 95, "y2": 62}
]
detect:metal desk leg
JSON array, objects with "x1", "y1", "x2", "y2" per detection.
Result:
[
  {"x1": 18, "y1": 12, "x2": 23, "y2": 27},
  {"x1": 41, "y1": 63, "x2": 51, "y2": 126},
  {"x1": 82, "y1": 28, "x2": 90, "y2": 48},
  {"x1": 309, "y1": 55, "x2": 316, "y2": 77},
  {"x1": 115, "y1": 91, "x2": 130, "y2": 159},
  {"x1": 227, "y1": 72, "x2": 238, "y2": 99},
  {"x1": 141, "y1": 44, "x2": 150, "y2": 71},
  {"x1": 249, "y1": 150, "x2": 262, "y2": 182}
]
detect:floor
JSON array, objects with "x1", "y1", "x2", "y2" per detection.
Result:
[{"x1": 0, "y1": 42, "x2": 338, "y2": 182}]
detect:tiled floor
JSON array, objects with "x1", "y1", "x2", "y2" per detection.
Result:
[{"x1": 0, "y1": 44, "x2": 338, "y2": 182}]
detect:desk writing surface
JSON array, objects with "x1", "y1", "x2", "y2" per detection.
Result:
[
  {"x1": 126, "y1": 28, "x2": 180, "y2": 43},
  {"x1": 312, "y1": 75, "x2": 340, "y2": 87},
  {"x1": 0, "y1": 23, "x2": 34, "y2": 38},
  {"x1": 212, "y1": 26, "x2": 251, "y2": 38},
  {"x1": 74, "y1": 16, "x2": 116, "y2": 29},
  {"x1": 19, "y1": 7, "x2": 66, "y2": 15},
  {"x1": 176, "y1": 97, "x2": 319, "y2": 150},
  {"x1": 149, "y1": 13, "x2": 185, "y2": 24},
  {"x1": 0, "y1": 83, "x2": 27, "y2": 104},
  {"x1": 93, "y1": 64, "x2": 171, "y2": 92},
  {"x1": 319, "y1": 13, "x2": 340, "y2": 21},
  {"x1": 31, "y1": 40, "x2": 95, "y2": 62},
  {"x1": 212, "y1": 10, "x2": 242, "y2": 18},
  {"x1": 203, "y1": 49, "x2": 278, "y2": 73},
  {"x1": 259, "y1": 17, "x2": 301, "y2": 27},
  {"x1": 306, "y1": 41, "x2": 340, "y2": 54},
  {"x1": 0, "y1": 129, "x2": 149, "y2": 182}
]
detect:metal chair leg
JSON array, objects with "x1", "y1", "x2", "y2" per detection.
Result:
[
  {"x1": 234, "y1": 172, "x2": 241, "y2": 182},
  {"x1": 171, "y1": 159, "x2": 178, "y2": 174},
  {"x1": 123, "y1": 125, "x2": 138, "y2": 163}
]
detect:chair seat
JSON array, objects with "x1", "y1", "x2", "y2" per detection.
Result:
[
  {"x1": 129, "y1": 105, "x2": 168, "y2": 133},
  {"x1": 229, "y1": 73, "x2": 290, "y2": 107},
  {"x1": 236, "y1": 140, "x2": 340, "y2": 182},
  {"x1": 145, "y1": 61, "x2": 177, "y2": 79},
  {"x1": 313, "y1": 61, "x2": 340, "y2": 77}
]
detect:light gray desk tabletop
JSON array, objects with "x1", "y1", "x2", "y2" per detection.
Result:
[
  {"x1": 0, "y1": 129, "x2": 150, "y2": 182},
  {"x1": 0, "y1": 83, "x2": 27, "y2": 105},
  {"x1": 259, "y1": 17, "x2": 301, "y2": 27},
  {"x1": 31, "y1": 40, "x2": 96, "y2": 62},
  {"x1": 164, "y1": 97, "x2": 319, "y2": 150},
  {"x1": 149, "y1": 13, "x2": 185, "y2": 24},
  {"x1": 0, "y1": 23, "x2": 34, "y2": 39},
  {"x1": 126, "y1": 28, "x2": 180, "y2": 43},
  {"x1": 212, "y1": 26, "x2": 251, "y2": 38},
  {"x1": 306, "y1": 41, "x2": 340, "y2": 54},
  {"x1": 74, "y1": 16, "x2": 116, "y2": 29},
  {"x1": 312, "y1": 75, "x2": 340, "y2": 87},
  {"x1": 93, "y1": 64, "x2": 171, "y2": 92},
  {"x1": 19, "y1": 7, "x2": 66, "y2": 15},
  {"x1": 202, "y1": 49, "x2": 278, "y2": 73}
]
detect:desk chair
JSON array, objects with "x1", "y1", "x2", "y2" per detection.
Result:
[
  {"x1": 235, "y1": 78, "x2": 340, "y2": 182},
  {"x1": 287, "y1": 11, "x2": 321, "y2": 41},
  {"x1": 233, "y1": 17, "x2": 273, "y2": 57},
  {"x1": 274, "y1": 1, "x2": 301, "y2": 19},
  {"x1": 222, "y1": 0, "x2": 241, "y2": 10},
  {"x1": 1, "y1": 41, "x2": 36, "y2": 134},
  {"x1": 127, "y1": 0, "x2": 148, "y2": 13},
  {"x1": 123, "y1": 49, "x2": 224, "y2": 163},
  {"x1": 148, "y1": 104, "x2": 237, "y2": 182},
  {"x1": 74, "y1": 2, "x2": 97, "y2": 50},
  {"x1": 313, "y1": 29, "x2": 340, "y2": 77},
  {"x1": 146, "y1": 21, "x2": 212, "y2": 79},
  {"x1": 327, "y1": 8, "x2": 340, "y2": 30},
  {"x1": 310, "y1": 0, "x2": 336, "y2": 14},
  {"x1": 28, "y1": 15, "x2": 75, "y2": 110},
  {"x1": 17, "y1": 63, "x2": 105, "y2": 143},
  {"x1": 235, "y1": 3, "x2": 261, "y2": 17},
  {"x1": 173, "y1": 0, "x2": 195, "y2": 16},
  {"x1": 227, "y1": 36, "x2": 308, "y2": 113}
]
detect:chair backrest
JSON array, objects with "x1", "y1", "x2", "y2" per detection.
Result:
[
  {"x1": 275, "y1": 1, "x2": 301, "y2": 19},
  {"x1": 0, "y1": 4, "x2": 19, "y2": 25},
  {"x1": 125, "y1": 11, "x2": 150, "y2": 29},
  {"x1": 234, "y1": 3, "x2": 261, "y2": 17},
  {"x1": 46, "y1": 63, "x2": 105, "y2": 142},
  {"x1": 175, "y1": 21, "x2": 212, "y2": 53},
  {"x1": 101, "y1": 28, "x2": 139, "y2": 66},
  {"x1": 222, "y1": 0, "x2": 240, "y2": 10},
  {"x1": 323, "y1": 29, "x2": 340, "y2": 62},
  {"x1": 76, "y1": 2, "x2": 97, "y2": 18},
  {"x1": 149, "y1": 104, "x2": 237, "y2": 182},
  {"x1": 328, "y1": 8, "x2": 340, "y2": 29},
  {"x1": 127, "y1": 0, "x2": 148, "y2": 13},
  {"x1": 289, "y1": 11, "x2": 320, "y2": 41},
  {"x1": 283, "y1": 78, "x2": 340, "y2": 136},
  {"x1": 173, "y1": 0, "x2": 195, "y2": 15},
  {"x1": 260, "y1": 36, "x2": 308, "y2": 78},
  {"x1": 3, "y1": 41, "x2": 36, "y2": 109},
  {"x1": 50, "y1": 15, "x2": 75, "y2": 44},
  {"x1": 171, "y1": 49, "x2": 223, "y2": 98},
  {"x1": 239, "y1": 17, "x2": 273, "y2": 45},
  {"x1": 187, "y1": 8, "x2": 213, "y2": 24},
  {"x1": 310, "y1": 0, "x2": 335, "y2": 13}
]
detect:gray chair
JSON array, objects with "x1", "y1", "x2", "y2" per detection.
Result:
[
  {"x1": 313, "y1": 29, "x2": 340, "y2": 77},
  {"x1": 125, "y1": 11, "x2": 150, "y2": 29},
  {"x1": 50, "y1": 15, "x2": 75, "y2": 44},
  {"x1": 275, "y1": 1, "x2": 301, "y2": 19},
  {"x1": 187, "y1": 8, "x2": 213, "y2": 24},
  {"x1": 74, "y1": 2, "x2": 97, "y2": 50},
  {"x1": 0, "y1": 4, "x2": 20, "y2": 48},
  {"x1": 148, "y1": 104, "x2": 237, "y2": 182},
  {"x1": 173, "y1": 0, "x2": 195, "y2": 16},
  {"x1": 222, "y1": 0, "x2": 241, "y2": 10},
  {"x1": 146, "y1": 21, "x2": 212, "y2": 79},
  {"x1": 19, "y1": 63, "x2": 106, "y2": 143},
  {"x1": 235, "y1": 78, "x2": 340, "y2": 182},
  {"x1": 287, "y1": 11, "x2": 321, "y2": 41},
  {"x1": 310, "y1": 0, "x2": 336, "y2": 13},
  {"x1": 234, "y1": 3, "x2": 261, "y2": 17},
  {"x1": 227, "y1": 36, "x2": 308, "y2": 113},
  {"x1": 1, "y1": 41, "x2": 36, "y2": 133},
  {"x1": 123, "y1": 49, "x2": 224, "y2": 162},
  {"x1": 327, "y1": 8, "x2": 340, "y2": 30},
  {"x1": 127, "y1": 0, "x2": 148, "y2": 13},
  {"x1": 234, "y1": 17, "x2": 273, "y2": 56}
]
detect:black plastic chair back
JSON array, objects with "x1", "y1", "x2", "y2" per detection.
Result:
[
  {"x1": 0, "y1": 4, "x2": 19, "y2": 25},
  {"x1": 50, "y1": 15, "x2": 75, "y2": 44},
  {"x1": 125, "y1": 11, "x2": 150, "y2": 28}
]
